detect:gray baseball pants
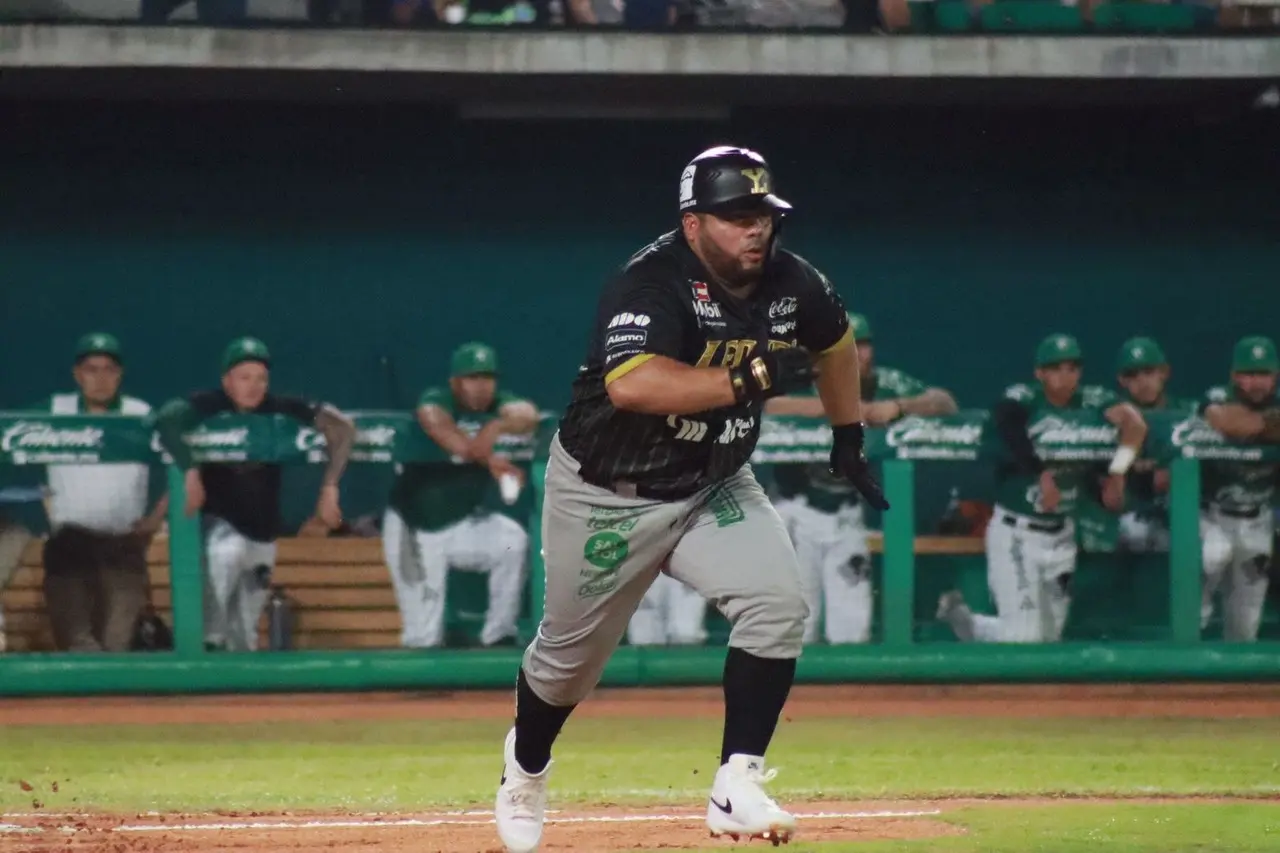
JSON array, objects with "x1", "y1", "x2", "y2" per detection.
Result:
[{"x1": 522, "y1": 435, "x2": 808, "y2": 707}]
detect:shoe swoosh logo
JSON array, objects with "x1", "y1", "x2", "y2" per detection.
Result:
[{"x1": 710, "y1": 796, "x2": 732, "y2": 814}]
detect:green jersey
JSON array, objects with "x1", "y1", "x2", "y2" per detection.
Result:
[
  {"x1": 388, "y1": 387, "x2": 529, "y2": 532},
  {"x1": 994, "y1": 383, "x2": 1117, "y2": 520},
  {"x1": 780, "y1": 366, "x2": 929, "y2": 512},
  {"x1": 1124, "y1": 392, "x2": 1197, "y2": 518},
  {"x1": 1197, "y1": 385, "x2": 1279, "y2": 512}
]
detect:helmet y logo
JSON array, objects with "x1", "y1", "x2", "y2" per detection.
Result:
[{"x1": 740, "y1": 168, "x2": 770, "y2": 194}]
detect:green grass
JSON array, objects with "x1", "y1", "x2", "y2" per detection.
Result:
[
  {"x1": 647, "y1": 804, "x2": 1280, "y2": 853},
  {"x1": 2, "y1": 715, "x2": 1278, "y2": 813}
]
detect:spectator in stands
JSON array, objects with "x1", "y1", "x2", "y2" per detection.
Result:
[
  {"x1": 140, "y1": 0, "x2": 248, "y2": 23},
  {"x1": 622, "y1": 0, "x2": 676, "y2": 27},
  {"x1": 40, "y1": 333, "x2": 167, "y2": 653},
  {"x1": 152, "y1": 337, "x2": 355, "y2": 652},
  {"x1": 382, "y1": 342, "x2": 538, "y2": 649}
]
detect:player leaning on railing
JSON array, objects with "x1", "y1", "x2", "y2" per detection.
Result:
[
  {"x1": 938, "y1": 334, "x2": 1147, "y2": 644},
  {"x1": 766, "y1": 312, "x2": 958, "y2": 645},
  {"x1": 1194, "y1": 336, "x2": 1280, "y2": 641},
  {"x1": 150, "y1": 337, "x2": 356, "y2": 652}
]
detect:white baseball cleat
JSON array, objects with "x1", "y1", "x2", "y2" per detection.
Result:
[
  {"x1": 706, "y1": 754, "x2": 796, "y2": 846},
  {"x1": 936, "y1": 590, "x2": 975, "y2": 641},
  {"x1": 495, "y1": 727, "x2": 552, "y2": 853}
]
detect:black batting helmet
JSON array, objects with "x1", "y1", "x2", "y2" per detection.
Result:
[{"x1": 678, "y1": 146, "x2": 792, "y2": 218}]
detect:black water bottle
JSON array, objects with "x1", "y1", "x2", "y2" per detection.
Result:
[{"x1": 267, "y1": 586, "x2": 295, "y2": 651}]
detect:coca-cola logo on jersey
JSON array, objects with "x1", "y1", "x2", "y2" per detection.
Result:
[{"x1": 768, "y1": 297, "x2": 797, "y2": 319}]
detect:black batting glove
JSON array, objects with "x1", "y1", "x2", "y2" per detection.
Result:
[
  {"x1": 730, "y1": 348, "x2": 815, "y2": 402},
  {"x1": 830, "y1": 423, "x2": 890, "y2": 511}
]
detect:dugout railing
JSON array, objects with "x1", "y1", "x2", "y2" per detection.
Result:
[{"x1": 0, "y1": 408, "x2": 1277, "y2": 697}]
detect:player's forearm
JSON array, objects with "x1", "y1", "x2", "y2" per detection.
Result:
[
  {"x1": 151, "y1": 399, "x2": 201, "y2": 470},
  {"x1": 1261, "y1": 410, "x2": 1280, "y2": 443},
  {"x1": 606, "y1": 356, "x2": 736, "y2": 415},
  {"x1": 992, "y1": 399, "x2": 1044, "y2": 475},
  {"x1": 315, "y1": 405, "x2": 356, "y2": 486},
  {"x1": 763, "y1": 396, "x2": 826, "y2": 417},
  {"x1": 897, "y1": 389, "x2": 958, "y2": 417},
  {"x1": 497, "y1": 403, "x2": 541, "y2": 435},
  {"x1": 1206, "y1": 404, "x2": 1267, "y2": 441},
  {"x1": 417, "y1": 406, "x2": 474, "y2": 459},
  {"x1": 814, "y1": 344, "x2": 863, "y2": 426}
]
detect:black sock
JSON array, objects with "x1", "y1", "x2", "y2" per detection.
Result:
[
  {"x1": 514, "y1": 667, "x2": 575, "y2": 774},
  {"x1": 720, "y1": 647, "x2": 797, "y2": 766}
]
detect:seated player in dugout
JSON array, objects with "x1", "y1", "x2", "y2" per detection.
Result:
[
  {"x1": 152, "y1": 337, "x2": 356, "y2": 652},
  {"x1": 938, "y1": 334, "x2": 1147, "y2": 643},
  {"x1": 1110, "y1": 336, "x2": 1197, "y2": 554},
  {"x1": 40, "y1": 333, "x2": 168, "y2": 653},
  {"x1": 382, "y1": 342, "x2": 540, "y2": 649},
  {"x1": 764, "y1": 312, "x2": 957, "y2": 644},
  {"x1": 1195, "y1": 335, "x2": 1280, "y2": 641}
]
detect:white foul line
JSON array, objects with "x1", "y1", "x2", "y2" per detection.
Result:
[{"x1": 0, "y1": 809, "x2": 943, "y2": 834}]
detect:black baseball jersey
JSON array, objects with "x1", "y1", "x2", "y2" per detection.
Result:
[
  {"x1": 189, "y1": 389, "x2": 319, "y2": 543},
  {"x1": 558, "y1": 230, "x2": 851, "y2": 499}
]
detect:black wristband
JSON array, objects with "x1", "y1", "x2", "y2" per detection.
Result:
[{"x1": 832, "y1": 422, "x2": 866, "y2": 450}]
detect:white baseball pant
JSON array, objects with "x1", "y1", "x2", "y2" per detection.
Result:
[
  {"x1": 949, "y1": 504, "x2": 1077, "y2": 643},
  {"x1": 1117, "y1": 511, "x2": 1171, "y2": 553},
  {"x1": 204, "y1": 517, "x2": 277, "y2": 651},
  {"x1": 774, "y1": 495, "x2": 873, "y2": 644},
  {"x1": 1200, "y1": 505, "x2": 1273, "y2": 641},
  {"x1": 626, "y1": 571, "x2": 708, "y2": 646},
  {"x1": 382, "y1": 508, "x2": 527, "y2": 648}
]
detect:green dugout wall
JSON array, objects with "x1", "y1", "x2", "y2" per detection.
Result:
[
  {"x1": 2, "y1": 103, "x2": 1278, "y2": 531},
  {"x1": 0, "y1": 409, "x2": 1276, "y2": 697}
]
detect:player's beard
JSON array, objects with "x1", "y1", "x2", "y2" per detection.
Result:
[{"x1": 698, "y1": 232, "x2": 766, "y2": 289}]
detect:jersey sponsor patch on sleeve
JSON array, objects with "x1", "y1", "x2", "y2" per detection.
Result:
[
  {"x1": 605, "y1": 347, "x2": 646, "y2": 367},
  {"x1": 605, "y1": 329, "x2": 649, "y2": 352},
  {"x1": 607, "y1": 312, "x2": 651, "y2": 329}
]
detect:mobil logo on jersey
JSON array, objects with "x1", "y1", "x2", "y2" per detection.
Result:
[
  {"x1": 693, "y1": 300, "x2": 722, "y2": 319},
  {"x1": 885, "y1": 415, "x2": 984, "y2": 460}
]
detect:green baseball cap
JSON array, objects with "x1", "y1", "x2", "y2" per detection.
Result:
[
  {"x1": 847, "y1": 313, "x2": 873, "y2": 342},
  {"x1": 221, "y1": 336, "x2": 271, "y2": 373},
  {"x1": 1231, "y1": 335, "x2": 1279, "y2": 373},
  {"x1": 75, "y1": 332, "x2": 122, "y2": 364},
  {"x1": 1116, "y1": 336, "x2": 1167, "y2": 372},
  {"x1": 1035, "y1": 333, "x2": 1083, "y2": 367},
  {"x1": 451, "y1": 342, "x2": 499, "y2": 378}
]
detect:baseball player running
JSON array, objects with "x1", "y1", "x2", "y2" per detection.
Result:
[
  {"x1": 153, "y1": 337, "x2": 356, "y2": 651},
  {"x1": 1112, "y1": 336, "x2": 1196, "y2": 553},
  {"x1": 1197, "y1": 335, "x2": 1280, "y2": 641},
  {"x1": 766, "y1": 312, "x2": 957, "y2": 644},
  {"x1": 382, "y1": 342, "x2": 539, "y2": 648},
  {"x1": 938, "y1": 334, "x2": 1147, "y2": 643},
  {"x1": 493, "y1": 146, "x2": 888, "y2": 853}
]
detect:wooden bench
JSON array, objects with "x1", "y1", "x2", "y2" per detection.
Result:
[{"x1": 1, "y1": 534, "x2": 986, "y2": 652}]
